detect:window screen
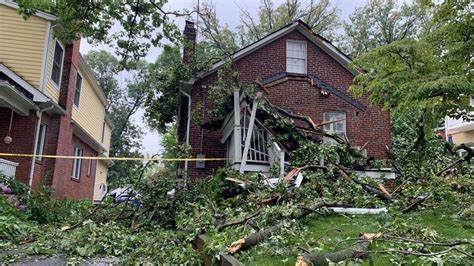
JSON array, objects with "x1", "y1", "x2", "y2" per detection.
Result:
[
  {"x1": 51, "y1": 42, "x2": 64, "y2": 86},
  {"x1": 286, "y1": 40, "x2": 307, "y2": 74}
]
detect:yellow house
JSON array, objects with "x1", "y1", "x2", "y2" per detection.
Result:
[
  {"x1": 0, "y1": 0, "x2": 112, "y2": 201},
  {"x1": 444, "y1": 96, "x2": 474, "y2": 154}
]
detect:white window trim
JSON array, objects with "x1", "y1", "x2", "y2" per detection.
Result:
[
  {"x1": 35, "y1": 124, "x2": 47, "y2": 160},
  {"x1": 286, "y1": 39, "x2": 307, "y2": 74},
  {"x1": 323, "y1": 111, "x2": 347, "y2": 144},
  {"x1": 50, "y1": 40, "x2": 65, "y2": 90},
  {"x1": 74, "y1": 71, "x2": 82, "y2": 108},
  {"x1": 87, "y1": 159, "x2": 92, "y2": 177},
  {"x1": 72, "y1": 147, "x2": 83, "y2": 180}
]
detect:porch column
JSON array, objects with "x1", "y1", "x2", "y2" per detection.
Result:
[
  {"x1": 232, "y1": 88, "x2": 241, "y2": 170},
  {"x1": 240, "y1": 92, "x2": 262, "y2": 174}
]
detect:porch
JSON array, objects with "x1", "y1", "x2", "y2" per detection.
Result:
[
  {"x1": 0, "y1": 64, "x2": 65, "y2": 184},
  {"x1": 220, "y1": 91, "x2": 286, "y2": 176}
]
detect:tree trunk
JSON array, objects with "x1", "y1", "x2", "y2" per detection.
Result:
[
  {"x1": 227, "y1": 201, "x2": 344, "y2": 254},
  {"x1": 295, "y1": 240, "x2": 371, "y2": 266}
]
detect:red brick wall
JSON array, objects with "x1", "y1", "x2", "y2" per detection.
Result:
[
  {"x1": 0, "y1": 39, "x2": 100, "y2": 200},
  {"x1": 52, "y1": 135, "x2": 97, "y2": 200},
  {"x1": 0, "y1": 108, "x2": 36, "y2": 184},
  {"x1": 180, "y1": 29, "x2": 392, "y2": 181},
  {"x1": 51, "y1": 39, "x2": 97, "y2": 200}
]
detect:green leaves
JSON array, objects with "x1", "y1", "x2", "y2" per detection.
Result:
[
  {"x1": 350, "y1": 0, "x2": 474, "y2": 133},
  {"x1": 16, "y1": 0, "x2": 183, "y2": 69}
]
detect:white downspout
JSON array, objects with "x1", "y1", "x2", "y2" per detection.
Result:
[
  {"x1": 181, "y1": 90, "x2": 192, "y2": 172},
  {"x1": 28, "y1": 104, "x2": 54, "y2": 191}
]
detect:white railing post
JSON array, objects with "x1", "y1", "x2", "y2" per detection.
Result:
[
  {"x1": 232, "y1": 88, "x2": 242, "y2": 169},
  {"x1": 240, "y1": 92, "x2": 262, "y2": 173}
]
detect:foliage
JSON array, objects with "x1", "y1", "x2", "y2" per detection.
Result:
[
  {"x1": 16, "y1": 0, "x2": 187, "y2": 68},
  {"x1": 350, "y1": 0, "x2": 474, "y2": 134},
  {"x1": 143, "y1": 45, "x2": 190, "y2": 134},
  {"x1": 237, "y1": 0, "x2": 341, "y2": 43},
  {"x1": 159, "y1": 124, "x2": 191, "y2": 171},
  {"x1": 0, "y1": 215, "x2": 39, "y2": 244},
  {"x1": 341, "y1": 0, "x2": 433, "y2": 58}
]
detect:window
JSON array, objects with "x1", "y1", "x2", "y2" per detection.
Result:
[
  {"x1": 286, "y1": 40, "x2": 307, "y2": 74},
  {"x1": 323, "y1": 112, "x2": 346, "y2": 144},
  {"x1": 470, "y1": 96, "x2": 474, "y2": 107},
  {"x1": 72, "y1": 147, "x2": 83, "y2": 180},
  {"x1": 87, "y1": 159, "x2": 92, "y2": 176},
  {"x1": 51, "y1": 41, "x2": 64, "y2": 86},
  {"x1": 101, "y1": 121, "x2": 106, "y2": 143},
  {"x1": 74, "y1": 73, "x2": 82, "y2": 107},
  {"x1": 35, "y1": 124, "x2": 47, "y2": 160}
]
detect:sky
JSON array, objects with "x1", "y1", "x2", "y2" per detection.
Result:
[{"x1": 80, "y1": 0, "x2": 369, "y2": 155}]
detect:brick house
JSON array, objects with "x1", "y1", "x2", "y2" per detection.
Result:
[
  {"x1": 177, "y1": 20, "x2": 392, "y2": 182},
  {"x1": 0, "y1": 1, "x2": 112, "y2": 201}
]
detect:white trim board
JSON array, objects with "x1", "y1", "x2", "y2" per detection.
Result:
[{"x1": 0, "y1": 0, "x2": 57, "y2": 21}]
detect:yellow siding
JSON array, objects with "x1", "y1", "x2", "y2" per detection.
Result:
[
  {"x1": 103, "y1": 124, "x2": 112, "y2": 155},
  {"x1": 93, "y1": 161, "x2": 108, "y2": 201},
  {"x1": 72, "y1": 71, "x2": 106, "y2": 143},
  {"x1": 44, "y1": 31, "x2": 60, "y2": 102},
  {"x1": 450, "y1": 130, "x2": 474, "y2": 145},
  {"x1": 0, "y1": 5, "x2": 48, "y2": 89}
]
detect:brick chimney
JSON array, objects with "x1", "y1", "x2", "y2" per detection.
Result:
[{"x1": 183, "y1": 20, "x2": 196, "y2": 65}]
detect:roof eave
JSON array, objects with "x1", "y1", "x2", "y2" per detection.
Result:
[
  {"x1": 187, "y1": 20, "x2": 361, "y2": 84},
  {"x1": 0, "y1": 0, "x2": 57, "y2": 21}
]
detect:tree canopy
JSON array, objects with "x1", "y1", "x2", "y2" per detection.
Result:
[{"x1": 350, "y1": 0, "x2": 474, "y2": 134}]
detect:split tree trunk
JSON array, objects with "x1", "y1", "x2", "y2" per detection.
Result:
[
  {"x1": 295, "y1": 240, "x2": 371, "y2": 266},
  {"x1": 228, "y1": 201, "x2": 344, "y2": 254}
]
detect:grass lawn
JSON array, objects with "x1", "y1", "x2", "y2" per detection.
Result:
[{"x1": 235, "y1": 209, "x2": 474, "y2": 265}]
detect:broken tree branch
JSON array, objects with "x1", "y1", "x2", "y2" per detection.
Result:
[
  {"x1": 401, "y1": 194, "x2": 432, "y2": 213},
  {"x1": 296, "y1": 234, "x2": 380, "y2": 265},
  {"x1": 228, "y1": 201, "x2": 344, "y2": 254},
  {"x1": 217, "y1": 211, "x2": 261, "y2": 232}
]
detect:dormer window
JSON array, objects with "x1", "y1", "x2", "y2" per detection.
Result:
[{"x1": 286, "y1": 40, "x2": 307, "y2": 74}]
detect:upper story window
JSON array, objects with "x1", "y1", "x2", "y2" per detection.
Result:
[
  {"x1": 286, "y1": 40, "x2": 307, "y2": 74},
  {"x1": 323, "y1": 111, "x2": 346, "y2": 144},
  {"x1": 51, "y1": 41, "x2": 64, "y2": 87},
  {"x1": 74, "y1": 73, "x2": 82, "y2": 107},
  {"x1": 72, "y1": 147, "x2": 83, "y2": 180}
]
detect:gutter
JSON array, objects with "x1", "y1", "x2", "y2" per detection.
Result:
[
  {"x1": 28, "y1": 104, "x2": 54, "y2": 191},
  {"x1": 181, "y1": 90, "x2": 192, "y2": 173}
]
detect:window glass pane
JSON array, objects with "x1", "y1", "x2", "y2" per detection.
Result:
[
  {"x1": 35, "y1": 124, "x2": 46, "y2": 158},
  {"x1": 286, "y1": 40, "x2": 306, "y2": 74},
  {"x1": 51, "y1": 42, "x2": 63, "y2": 85},
  {"x1": 74, "y1": 74, "x2": 82, "y2": 107}
]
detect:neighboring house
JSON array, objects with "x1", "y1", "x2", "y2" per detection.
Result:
[
  {"x1": 444, "y1": 96, "x2": 474, "y2": 153},
  {"x1": 177, "y1": 20, "x2": 392, "y2": 182},
  {"x1": 0, "y1": 1, "x2": 112, "y2": 201}
]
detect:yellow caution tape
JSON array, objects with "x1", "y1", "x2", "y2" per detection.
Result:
[{"x1": 0, "y1": 153, "x2": 228, "y2": 161}]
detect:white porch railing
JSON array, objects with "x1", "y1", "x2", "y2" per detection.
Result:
[
  {"x1": 0, "y1": 158, "x2": 18, "y2": 178},
  {"x1": 241, "y1": 127, "x2": 269, "y2": 163}
]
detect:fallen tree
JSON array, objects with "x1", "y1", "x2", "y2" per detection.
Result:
[{"x1": 228, "y1": 201, "x2": 348, "y2": 254}]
